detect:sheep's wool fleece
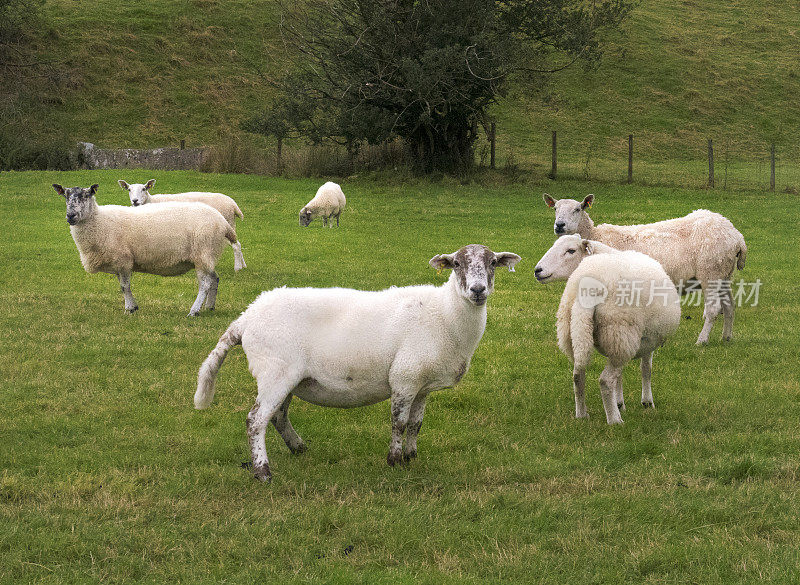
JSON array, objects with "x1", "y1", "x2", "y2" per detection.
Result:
[
  {"x1": 70, "y1": 202, "x2": 232, "y2": 276},
  {"x1": 556, "y1": 251, "x2": 681, "y2": 366}
]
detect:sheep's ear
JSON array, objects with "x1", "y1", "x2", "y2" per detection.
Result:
[
  {"x1": 89, "y1": 184, "x2": 99, "y2": 196},
  {"x1": 429, "y1": 253, "x2": 456, "y2": 270},
  {"x1": 144, "y1": 179, "x2": 155, "y2": 190},
  {"x1": 543, "y1": 193, "x2": 556, "y2": 208},
  {"x1": 581, "y1": 194, "x2": 594, "y2": 210},
  {"x1": 581, "y1": 239, "x2": 593, "y2": 255},
  {"x1": 118, "y1": 180, "x2": 130, "y2": 190},
  {"x1": 52, "y1": 184, "x2": 65, "y2": 198},
  {"x1": 494, "y1": 252, "x2": 521, "y2": 272}
]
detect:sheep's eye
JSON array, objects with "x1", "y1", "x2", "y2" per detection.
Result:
[
  {"x1": 573, "y1": 209, "x2": 579, "y2": 213},
  {"x1": 454, "y1": 261, "x2": 460, "y2": 267},
  {"x1": 567, "y1": 249, "x2": 576, "y2": 254},
  {"x1": 490, "y1": 259, "x2": 497, "y2": 267}
]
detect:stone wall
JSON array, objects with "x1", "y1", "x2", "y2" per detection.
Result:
[{"x1": 78, "y1": 142, "x2": 207, "y2": 170}]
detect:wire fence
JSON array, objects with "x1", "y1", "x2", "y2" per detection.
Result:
[{"x1": 484, "y1": 130, "x2": 800, "y2": 193}]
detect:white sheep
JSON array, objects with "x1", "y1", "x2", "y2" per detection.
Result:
[
  {"x1": 195, "y1": 244, "x2": 521, "y2": 481},
  {"x1": 299, "y1": 181, "x2": 346, "y2": 227},
  {"x1": 543, "y1": 193, "x2": 746, "y2": 345},
  {"x1": 54, "y1": 183, "x2": 240, "y2": 316},
  {"x1": 118, "y1": 179, "x2": 246, "y2": 271},
  {"x1": 535, "y1": 235, "x2": 681, "y2": 425}
]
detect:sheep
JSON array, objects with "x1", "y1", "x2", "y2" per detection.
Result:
[
  {"x1": 53, "y1": 183, "x2": 240, "y2": 316},
  {"x1": 534, "y1": 235, "x2": 681, "y2": 424},
  {"x1": 299, "y1": 181, "x2": 346, "y2": 227},
  {"x1": 543, "y1": 193, "x2": 747, "y2": 345},
  {"x1": 118, "y1": 179, "x2": 246, "y2": 271},
  {"x1": 194, "y1": 244, "x2": 521, "y2": 481}
]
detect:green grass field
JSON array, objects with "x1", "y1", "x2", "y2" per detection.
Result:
[{"x1": 1, "y1": 170, "x2": 798, "y2": 583}]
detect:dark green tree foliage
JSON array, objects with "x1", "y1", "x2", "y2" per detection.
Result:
[{"x1": 251, "y1": 0, "x2": 633, "y2": 173}]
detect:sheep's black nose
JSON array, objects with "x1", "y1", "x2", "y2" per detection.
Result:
[
  {"x1": 470, "y1": 285, "x2": 486, "y2": 295},
  {"x1": 555, "y1": 222, "x2": 565, "y2": 230},
  {"x1": 534, "y1": 266, "x2": 543, "y2": 275}
]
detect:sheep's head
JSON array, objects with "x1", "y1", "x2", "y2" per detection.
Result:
[
  {"x1": 429, "y1": 244, "x2": 521, "y2": 306},
  {"x1": 299, "y1": 207, "x2": 313, "y2": 227},
  {"x1": 53, "y1": 183, "x2": 98, "y2": 225},
  {"x1": 118, "y1": 179, "x2": 155, "y2": 206},
  {"x1": 543, "y1": 193, "x2": 593, "y2": 235},
  {"x1": 534, "y1": 235, "x2": 594, "y2": 283}
]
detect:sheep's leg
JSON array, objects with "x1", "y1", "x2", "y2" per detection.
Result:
[
  {"x1": 203, "y1": 271, "x2": 220, "y2": 310},
  {"x1": 572, "y1": 367, "x2": 588, "y2": 419},
  {"x1": 232, "y1": 241, "x2": 246, "y2": 272},
  {"x1": 721, "y1": 286, "x2": 734, "y2": 342},
  {"x1": 322, "y1": 216, "x2": 328, "y2": 228},
  {"x1": 387, "y1": 390, "x2": 416, "y2": 467},
  {"x1": 599, "y1": 363, "x2": 625, "y2": 425},
  {"x1": 246, "y1": 372, "x2": 296, "y2": 482},
  {"x1": 117, "y1": 271, "x2": 138, "y2": 313},
  {"x1": 641, "y1": 352, "x2": 655, "y2": 408},
  {"x1": 335, "y1": 212, "x2": 340, "y2": 227},
  {"x1": 270, "y1": 393, "x2": 306, "y2": 454},
  {"x1": 188, "y1": 271, "x2": 212, "y2": 317},
  {"x1": 696, "y1": 281, "x2": 722, "y2": 345},
  {"x1": 616, "y1": 377, "x2": 626, "y2": 411},
  {"x1": 402, "y1": 394, "x2": 428, "y2": 462}
]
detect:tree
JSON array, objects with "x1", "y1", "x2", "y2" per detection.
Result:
[{"x1": 250, "y1": 0, "x2": 634, "y2": 173}]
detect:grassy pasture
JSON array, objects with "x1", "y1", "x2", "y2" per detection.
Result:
[{"x1": 0, "y1": 170, "x2": 798, "y2": 583}]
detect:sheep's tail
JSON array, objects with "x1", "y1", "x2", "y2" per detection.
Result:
[
  {"x1": 736, "y1": 237, "x2": 747, "y2": 271},
  {"x1": 224, "y1": 224, "x2": 238, "y2": 246},
  {"x1": 569, "y1": 302, "x2": 596, "y2": 370},
  {"x1": 233, "y1": 202, "x2": 244, "y2": 219},
  {"x1": 195, "y1": 318, "x2": 243, "y2": 409}
]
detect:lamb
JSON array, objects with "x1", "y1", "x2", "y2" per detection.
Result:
[
  {"x1": 118, "y1": 179, "x2": 246, "y2": 271},
  {"x1": 54, "y1": 183, "x2": 240, "y2": 316},
  {"x1": 194, "y1": 244, "x2": 521, "y2": 481},
  {"x1": 543, "y1": 193, "x2": 747, "y2": 345},
  {"x1": 299, "y1": 181, "x2": 346, "y2": 227},
  {"x1": 534, "y1": 235, "x2": 681, "y2": 424}
]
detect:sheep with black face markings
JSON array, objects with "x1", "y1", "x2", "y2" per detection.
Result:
[
  {"x1": 195, "y1": 244, "x2": 521, "y2": 481},
  {"x1": 535, "y1": 235, "x2": 681, "y2": 425},
  {"x1": 118, "y1": 179, "x2": 246, "y2": 271},
  {"x1": 299, "y1": 181, "x2": 346, "y2": 227},
  {"x1": 54, "y1": 183, "x2": 239, "y2": 316},
  {"x1": 543, "y1": 193, "x2": 746, "y2": 345}
]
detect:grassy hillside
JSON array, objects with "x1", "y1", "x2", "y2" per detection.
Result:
[
  {"x1": 8, "y1": 0, "x2": 800, "y2": 169},
  {"x1": 2, "y1": 171, "x2": 798, "y2": 583}
]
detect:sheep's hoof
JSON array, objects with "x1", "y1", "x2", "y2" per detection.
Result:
[
  {"x1": 252, "y1": 462, "x2": 272, "y2": 483},
  {"x1": 722, "y1": 335, "x2": 732, "y2": 342},
  {"x1": 642, "y1": 401, "x2": 654, "y2": 408},
  {"x1": 617, "y1": 402, "x2": 626, "y2": 411},
  {"x1": 387, "y1": 450, "x2": 403, "y2": 467},
  {"x1": 289, "y1": 442, "x2": 307, "y2": 455},
  {"x1": 695, "y1": 339, "x2": 708, "y2": 346},
  {"x1": 188, "y1": 311, "x2": 200, "y2": 318},
  {"x1": 126, "y1": 306, "x2": 138, "y2": 314},
  {"x1": 402, "y1": 450, "x2": 417, "y2": 463},
  {"x1": 607, "y1": 419, "x2": 624, "y2": 425}
]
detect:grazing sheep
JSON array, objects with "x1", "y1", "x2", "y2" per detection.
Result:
[
  {"x1": 543, "y1": 193, "x2": 746, "y2": 345},
  {"x1": 195, "y1": 244, "x2": 521, "y2": 481},
  {"x1": 54, "y1": 184, "x2": 239, "y2": 316},
  {"x1": 299, "y1": 181, "x2": 346, "y2": 227},
  {"x1": 535, "y1": 235, "x2": 680, "y2": 425},
  {"x1": 118, "y1": 179, "x2": 246, "y2": 271}
]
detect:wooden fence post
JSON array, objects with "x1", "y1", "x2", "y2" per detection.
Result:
[
  {"x1": 549, "y1": 131, "x2": 557, "y2": 179},
  {"x1": 628, "y1": 134, "x2": 633, "y2": 184},
  {"x1": 707, "y1": 139, "x2": 715, "y2": 188},
  {"x1": 770, "y1": 143, "x2": 775, "y2": 191},
  {"x1": 489, "y1": 122, "x2": 496, "y2": 170}
]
